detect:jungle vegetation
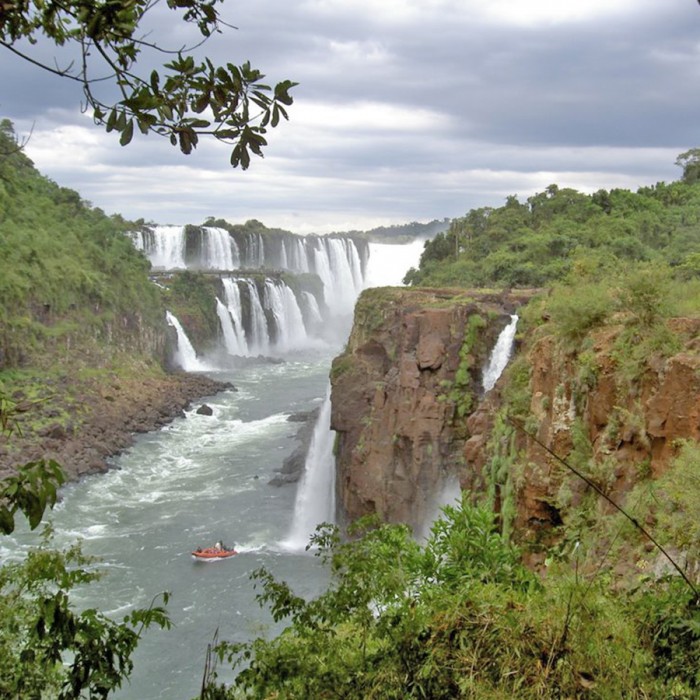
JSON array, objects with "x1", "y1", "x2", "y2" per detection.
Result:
[{"x1": 404, "y1": 167, "x2": 700, "y2": 289}]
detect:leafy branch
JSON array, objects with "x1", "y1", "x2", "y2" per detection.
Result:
[{"x1": 0, "y1": 0, "x2": 297, "y2": 167}]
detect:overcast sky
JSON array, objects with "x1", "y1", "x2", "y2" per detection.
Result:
[{"x1": 2, "y1": 0, "x2": 699, "y2": 234}]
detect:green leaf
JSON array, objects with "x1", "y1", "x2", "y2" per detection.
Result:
[
  {"x1": 119, "y1": 120, "x2": 134, "y2": 146},
  {"x1": 0, "y1": 505, "x2": 14, "y2": 534}
]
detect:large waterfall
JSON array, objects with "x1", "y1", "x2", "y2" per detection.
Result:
[{"x1": 131, "y1": 225, "x2": 368, "y2": 365}]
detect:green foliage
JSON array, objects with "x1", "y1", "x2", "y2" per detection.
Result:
[
  {"x1": 0, "y1": 532, "x2": 172, "y2": 700},
  {"x1": 1, "y1": 3, "x2": 296, "y2": 167},
  {"x1": 199, "y1": 494, "x2": 700, "y2": 699},
  {"x1": 0, "y1": 459, "x2": 65, "y2": 534},
  {"x1": 546, "y1": 281, "x2": 614, "y2": 349},
  {"x1": 676, "y1": 149, "x2": 700, "y2": 185},
  {"x1": 0, "y1": 123, "x2": 165, "y2": 369},
  {"x1": 407, "y1": 176, "x2": 700, "y2": 290},
  {"x1": 616, "y1": 263, "x2": 672, "y2": 328}
]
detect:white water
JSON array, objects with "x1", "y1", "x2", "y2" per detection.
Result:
[
  {"x1": 220, "y1": 279, "x2": 247, "y2": 355},
  {"x1": 364, "y1": 239, "x2": 425, "y2": 287},
  {"x1": 482, "y1": 314, "x2": 519, "y2": 392},
  {"x1": 215, "y1": 298, "x2": 247, "y2": 357},
  {"x1": 243, "y1": 279, "x2": 269, "y2": 355},
  {"x1": 264, "y1": 280, "x2": 308, "y2": 353}
]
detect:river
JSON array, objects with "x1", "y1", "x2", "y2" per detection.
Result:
[{"x1": 1, "y1": 239, "x2": 426, "y2": 699}]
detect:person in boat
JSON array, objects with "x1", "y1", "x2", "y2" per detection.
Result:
[{"x1": 214, "y1": 540, "x2": 224, "y2": 551}]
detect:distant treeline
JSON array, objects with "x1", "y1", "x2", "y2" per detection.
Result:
[
  {"x1": 334, "y1": 218, "x2": 451, "y2": 243},
  {"x1": 405, "y1": 178, "x2": 700, "y2": 288}
]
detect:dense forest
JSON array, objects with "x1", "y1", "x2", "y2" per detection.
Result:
[{"x1": 404, "y1": 175, "x2": 700, "y2": 289}]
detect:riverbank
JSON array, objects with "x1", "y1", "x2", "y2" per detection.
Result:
[{"x1": 0, "y1": 368, "x2": 231, "y2": 481}]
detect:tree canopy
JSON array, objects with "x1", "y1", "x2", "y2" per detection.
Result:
[{"x1": 0, "y1": 0, "x2": 296, "y2": 168}]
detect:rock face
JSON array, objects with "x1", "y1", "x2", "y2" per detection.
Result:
[
  {"x1": 331, "y1": 288, "x2": 700, "y2": 553},
  {"x1": 330, "y1": 287, "x2": 528, "y2": 532},
  {"x1": 509, "y1": 319, "x2": 700, "y2": 553}
]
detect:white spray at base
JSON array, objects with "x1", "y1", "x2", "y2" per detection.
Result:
[
  {"x1": 283, "y1": 387, "x2": 336, "y2": 551},
  {"x1": 482, "y1": 315, "x2": 519, "y2": 392}
]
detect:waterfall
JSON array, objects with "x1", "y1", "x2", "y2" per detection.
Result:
[
  {"x1": 220, "y1": 278, "x2": 248, "y2": 355},
  {"x1": 143, "y1": 225, "x2": 187, "y2": 269},
  {"x1": 419, "y1": 474, "x2": 462, "y2": 541},
  {"x1": 129, "y1": 224, "x2": 371, "y2": 362},
  {"x1": 310, "y1": 238, "x2": 362, "y2": 317},
  {"x1": 132, "y1": 225, "x2": 239, "y2": 270},
  {"x1": 215, "y1": 297, "x2": 247, "y2": 357},
  {"x1": 202, "y1": 227, "x2": 237, "y2": 270},
  {"x1": 243, "y1": 279, "x2": 269, "y2": 355},
  {"x1": 301, "y1": 291, "x2": 323, "y2": 328},
  {"x1": 283, "y1": 388, "x2": 336, "y2": 550},
  {"x1": 263, "y1": 280, "x2": 308, "y2": 353},
  {"x1": 482, "y1": 315, "x2": 519, "y2": 392},
  {"x1": 166, "y1": 311, "x2": 208, "y2": 371}
]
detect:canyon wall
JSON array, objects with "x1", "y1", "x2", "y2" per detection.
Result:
[
  {"x1": 330, "y1": 287, "x2": 530, "y2": 531},
  {"x1": 331, "y1": 288, "x2": 700, "y2": 553}
]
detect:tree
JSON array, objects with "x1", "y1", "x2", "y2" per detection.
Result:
[
  {"x1": 675, "y1": 149, "x2": 700, "y2": 184},
  {"x1": 0, "y1": 0, "x2": 297, "y2": 169}
]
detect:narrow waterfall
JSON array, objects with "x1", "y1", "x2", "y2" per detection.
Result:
[
  {"x1": 301, "y1": 291, "x2": 323, "y2": 328},
  {"x1": 283, "y1": 388, "x2": 336, "y2": 550},
  {"x1": 482, "y1": 314, "x2": 519, "y2": 392},
  {"x1": 165, "y1": 311, "x2": 208, "y2": 371}
]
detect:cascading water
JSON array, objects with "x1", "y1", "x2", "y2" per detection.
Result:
[
  {"x1": 166, "y1": 311, "x2": 208, "y2": 371},
  {"x1": 418, "y1": 313, "x2": 520, "y2": 539},
  {"x1": 220, "y1": 278, "x2": 247, "y2": 355},
  {"x1": 243, "y1": 279, "x2": 270, "y2": 355},
  {"x1": 215, "y1": 298, "x2": 247, "y2": 357},
  {"x1": 132, "y1": 226, "x2": 239, "y2": 270},
  {"x1": 283, "y1": 387, "x2": 336, "y2": 550},
  {"x1": 482, "y1": 315, "x2": 519, "y2": 392},
  {"x1": 201, "y1": 227, "x2": 237, "y2": 269},
  {"x1": 129, "y1": 225, "x2": 369, "y2": 362},
  {"x1": 263, "y1": 280, "x2": 308, "y2": 353}
]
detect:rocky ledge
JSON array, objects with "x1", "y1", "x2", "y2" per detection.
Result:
[{"x1": 0, "y1": 371, "x2": 232, "y2": 482}]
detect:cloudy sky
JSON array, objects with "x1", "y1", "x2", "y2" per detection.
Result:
[{"x1": 2, "y1": 0, "x2": 700, "y2": 234}]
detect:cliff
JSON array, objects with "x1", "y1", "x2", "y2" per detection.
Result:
[
  {"x1": 330, "y1": 287, "x2": 533, "y2": 531},
  {"x1": 331, "y1": 287, "x2": 700, "y2": 566}
]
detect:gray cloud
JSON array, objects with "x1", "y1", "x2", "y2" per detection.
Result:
[{"x1": 1, "y1": 0, "x2": 698, "y2": 233}]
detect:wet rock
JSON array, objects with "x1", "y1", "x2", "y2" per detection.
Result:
[{"x1": 196, "y1": 404, "x2": 214, "y2": 416}]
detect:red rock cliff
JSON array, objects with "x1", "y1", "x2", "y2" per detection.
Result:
[
  {"x1": 330, "y1": 287, "x2": 527, "y2": 532},
  {"x1": 332, "y1": 289, "x2": 700, "y2": 554}
]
